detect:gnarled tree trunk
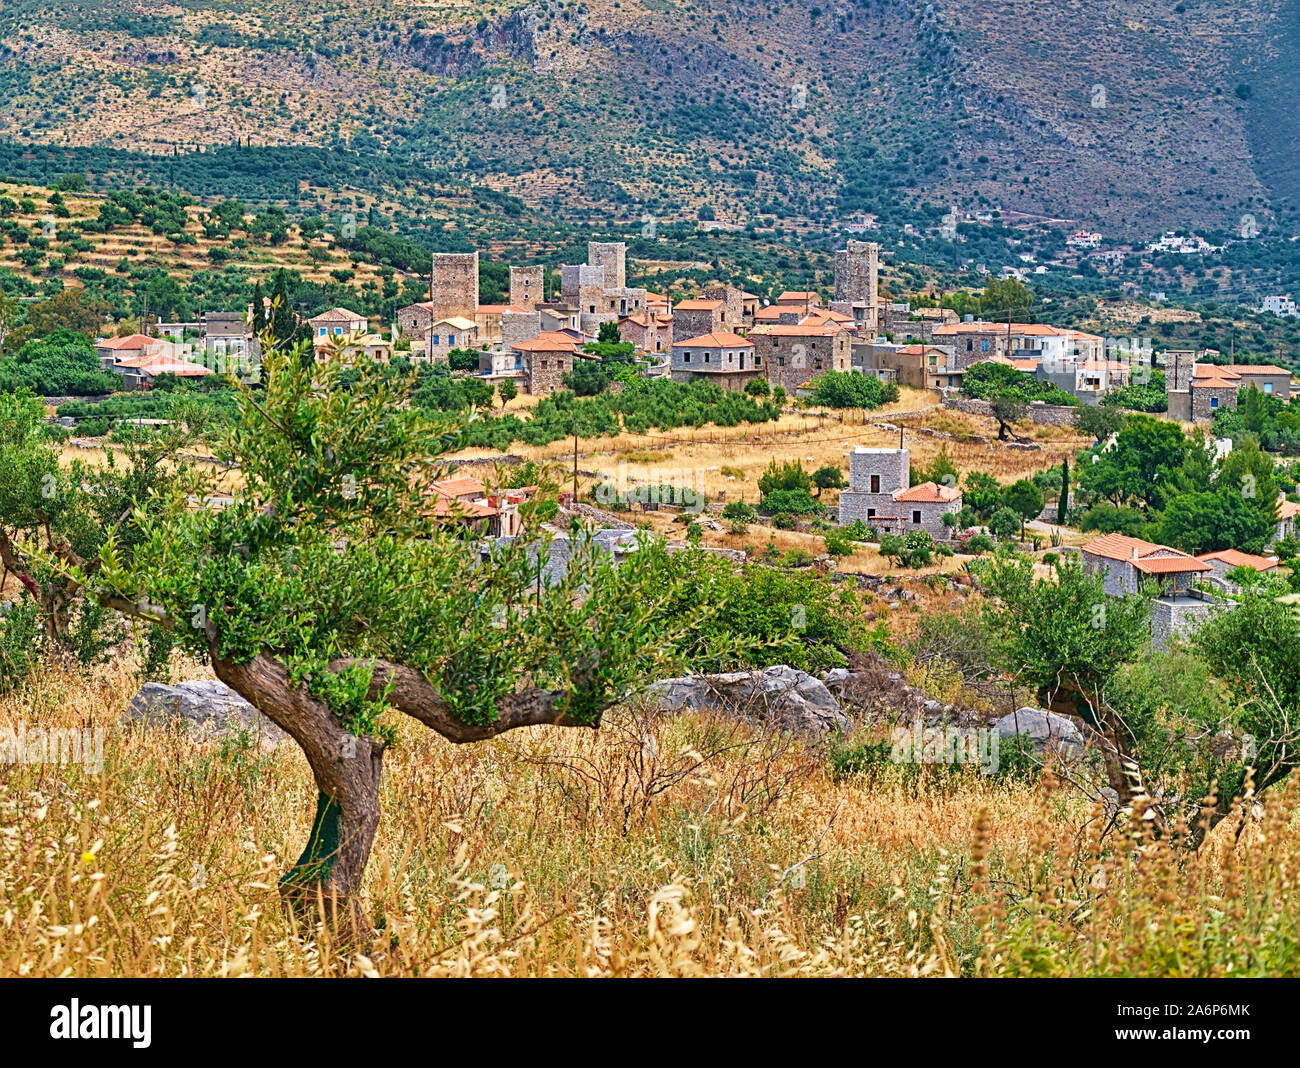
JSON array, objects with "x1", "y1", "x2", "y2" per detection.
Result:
[
  {"x1": 213, "y1": 653, "x2": 384, "y2": 934},
  {"x1": 211, "y1": 650, "x2": 599, "y2": 934}
]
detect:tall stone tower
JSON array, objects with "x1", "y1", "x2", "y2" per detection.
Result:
[
  {"x1": 509, "y1": 265, "x2": 545, "y2": 310},
  {"x1": 834, "y1": 240, "x2": 880, "y2": 332},
  {"x1": 1164, "y1": 348, "x2": 1195, "y2": 422},
  {"x1": 1165, "y1": 348, "x2": 1195, "y2": 392},
  {"x1": 432, "y1": 252, "x2": 479, "y2": 321},
  {"x1": 587, "y1": 241, "x2": 627, "y2": 290}
]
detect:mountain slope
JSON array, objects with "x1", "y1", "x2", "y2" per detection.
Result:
[{"x1": 0, "y1": 0, "x2": 1294, "y2": 236}]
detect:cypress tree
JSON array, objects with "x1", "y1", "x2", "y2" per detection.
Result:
[{"x1": 1057, "y1": 459, "x2": 1069, "y2": 525}]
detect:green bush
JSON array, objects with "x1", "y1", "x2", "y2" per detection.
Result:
[
  {"x1": 0, "y1": 599, "x2": 43, "y2": 694},
  {"x1": 759, "y1": 488, "x2": 825, "y2": 516}
]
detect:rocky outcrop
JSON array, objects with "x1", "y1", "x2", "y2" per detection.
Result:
[
  {"x1": 124, "y1": 680, "x2": 287, "y2": 752},
  {"x1": 994, "y1": 707, "x2": 1086, "y2": 759},
  {"x1": 648, "y1": 665, "x2": 850, "y2": 735}
]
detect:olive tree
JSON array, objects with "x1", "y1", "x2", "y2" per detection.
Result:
[
  {"x1": 84, "y1": 346, "x2": 707, "y2": 925},
  {"x1": 0, "y1": 389, "x2": 198, "y2": 662}
]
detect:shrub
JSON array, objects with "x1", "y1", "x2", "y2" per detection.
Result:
[
  {"x1": 759, "y1": 488, "x2": 825, "y2": 516},
  {"x1": 879, "y1": 530, "x2": 936, "y2": 568},
  {"x1": 722, "y1": 501, "x2": 759, "y2": 522}
]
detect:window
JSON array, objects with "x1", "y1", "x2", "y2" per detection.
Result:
[
  {"x1": 866, "y1": 508, "x2": 876, "y2": 519},
  {"x1": 870, "y1": 474, "x2": 880, "y2": 493},
  {"x1": 912, "y1": 510, "x2": 922, "y2": 525},
  {"x1": 1210, "y1": 396, "x2": 1218, "y2": 409},
  {"x1": 541, "y1": 360, "x2": 549, "y2": 369},
  {"x1": 684, "y1": 352, "x2": 691, "y2": 363},
  {"x1": 1264, "y1": 382, "x2": 1274, "y2": 393},
  {"x1": 967, "y1": 340, "x2": 973, "y2": 351},
  {"x1": 448, "y1": 335, "x2": 456, "y2": 345},
  {"x1": 778, "y1": 357, "x2": 785, "y2": 367},
  {"x1": 981, "y1": 340, "x2": 989, "y2": 352},
  {"x1": 431, "y1": 335, "x2": 440, "y2": 345},
  {"x1": 704, "y1": 353, "x2": 711, "y2": 363}
]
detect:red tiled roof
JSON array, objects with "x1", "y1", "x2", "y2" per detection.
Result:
[
  {"x1": 674, "y1": 299, "x2": 724, "y2": 310},
  {"x1": 1196, "y1": 548, "x2": 1277, "y2": 571},
  {"x1": 1278, "y1": 500, "x2": 1300, "y2": 520},
  {"x1": 430, "y1": 476, "x2": 486, "y2": 500},
  {"x1": 309, "y1": 307, "x2": 366, "y2": 323},
  {"x1": 1081, "y1": 533, "x2": 1208, "y2": 573},
  {"x1": 893, "y1": 481, "x2": 962, "y2": 504},
  {"x1": 1193, "y1": 362, "x2": 1290, "y2": 379},
  {"x1": 97, "y1": 333, "x2": 156, "y2": 350},
  {"x1": 510, "y1": 331, "x2": 582, "y2": 353},
  {"x1": 672, "y1": 331, "x2": 753, "y2": 348}
]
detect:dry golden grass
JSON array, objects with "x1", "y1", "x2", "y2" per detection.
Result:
[
  {"x1": 448, "y1": 396, "x2": 1089, "y2": 506},
  {"x1": 3, "y1": 658, "x2": 1297, "y2": 977}
]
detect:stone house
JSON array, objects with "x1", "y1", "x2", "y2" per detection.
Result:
[
  {"x1": 515, "y1": 331, "x2": 588, "y2": 395},
  {"x1": 619, "y1": 312, "x2": 673, "y2": 356},
  {"x1": 749, "y1": 320, "x2": 852, "y2": 394},
  {"x1": 672, "y1": 299, "x2": 729, "y2": 342},
  {"x1": 1275, "y1": 500, "x2": 1300, "y2": 545},
  {"x1": 1080, "y1": 533, "x2": 1217, "y2": 650},
  {"x1": 1196, "y1": 548, "x2": 1277, "y2": 589},
  {"x1": 931, "y1": 321, "x2": 1102, "y2": 372},
  {"x1": 203, "y1": 311, "x2": 256, "y2": 363},
  {"x1": 411, "y1": 316, "x2": 478, "y2": 362},
  {"x1": 669, "y1": 331, "x2": 757, "y2": 391},
  {"x1": 308, "y1": 308, "x2": 369, "y2": 350},
  {"x1": 837, "y1": 446, "x2": 962, "y2": 538},
  {"x1": 1080, "y1": 533, "x2": 1210, "y2": 596},
  {"x1": 871, "y1": 343, "x2": 962, "y2": 389},
  {"x1": 396, "y1": 301, "x2": 437, "y2": 341}
]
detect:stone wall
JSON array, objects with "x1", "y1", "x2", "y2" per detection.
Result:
[
  {"x1": 940, "y1": 396, "x2": 1079, "y2": 426},
  {"x1": 502, "y1": 309, "x2": 542, "y2": 348}
]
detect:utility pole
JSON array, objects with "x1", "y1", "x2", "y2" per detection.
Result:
[
  {"x1": 572, "y1": 417, "x2": 579, "y2": 501},
  {"x1": 427, "y1": 263, "x2": 434, "y2": 364}
]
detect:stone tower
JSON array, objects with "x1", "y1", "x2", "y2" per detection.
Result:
[
  {"x1": 587, "y1": 241, "x2": 627, "y2": 290},
  {"x1": 509, "y1": 265, "x2": 545, "y2": 310},
  {"x1": 838, "y1": 446, "x2": 909, "y2": 525},
  {"x1": 834, "y1": 240, "x2": 880, "y2": 333},
  {"x1": 431, "y1": 252, "x2": 479, "y2": 322},
  {"x1": 1165, "y1": 348, "x2": 1195, "y2": 392}
]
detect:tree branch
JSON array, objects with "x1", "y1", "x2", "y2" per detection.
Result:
[{"x1": 327, "y1": 656, "x2": 597, "y2": 742}]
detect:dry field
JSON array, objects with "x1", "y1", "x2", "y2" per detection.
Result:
[
  {"x1": 451, "y1": 391, "x2": 1088, "y2": 501},
  {"x1": 1, "y1": 657, "x2": 1296, "y2": 977},
  {"x1": 447, "y1": 391, "x2": 1090, "y2": 568}
]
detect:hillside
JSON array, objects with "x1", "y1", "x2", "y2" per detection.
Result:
[{"x1": 0, "y1": 0, "x2": 1294, "y2": 238}]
